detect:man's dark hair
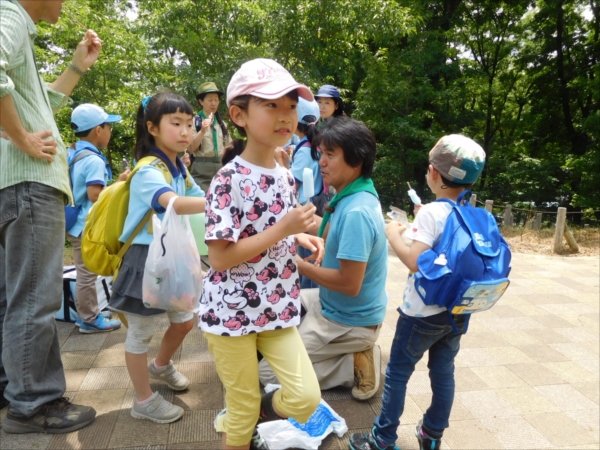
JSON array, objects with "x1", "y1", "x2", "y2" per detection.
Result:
[
  {"x1": 71, "y1": 122, "x2": 107, "y2": 138},
  {"x1": 314, "y1": 117, "x2": 376, "y2": 179}
]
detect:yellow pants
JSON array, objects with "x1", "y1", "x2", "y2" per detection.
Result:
[{"x1": 205, "y1": 326, "x2": 320, "y2": 446}]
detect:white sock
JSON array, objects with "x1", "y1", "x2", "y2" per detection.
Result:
[{"x1": 137, "y1": 391, "x2": 157, "y2": 405}]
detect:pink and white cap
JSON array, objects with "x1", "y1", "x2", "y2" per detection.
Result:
[{"x1": 226, "y1": 58, "x2": 314, "y2": 107}]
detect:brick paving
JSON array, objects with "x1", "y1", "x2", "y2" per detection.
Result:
[{"x1": 1, "y1": 250, "x2": 598, "y2": 449}]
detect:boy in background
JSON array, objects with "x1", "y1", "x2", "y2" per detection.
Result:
[
  {"x1": 349, "y1": 135, "x2": 486, "y2": 450},
  {"x1": 67, "y1": 104, "x2": 128, "y2": 333}
]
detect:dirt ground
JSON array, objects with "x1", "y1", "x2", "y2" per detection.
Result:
[{"x1": 502, "y1": 226, "x2": 600, "y2": 256}]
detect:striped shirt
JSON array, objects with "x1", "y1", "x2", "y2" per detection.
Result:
[{"x1": 0, "y1": 0, "x2": 72, "y2": 202}]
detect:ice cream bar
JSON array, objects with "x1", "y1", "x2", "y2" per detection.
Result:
[
  {"x1": 303, "y1": 168, "x2": 315, "y2": 200},
  {"x1": 407, "y1": 182, "x2": 421, "y2": 205}
]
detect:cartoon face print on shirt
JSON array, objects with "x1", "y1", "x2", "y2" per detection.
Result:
[
  {"x1": 222, "y1": 281, "x2": 261, "y2": 309},
  {"x1": 230, "y1": 206, "x2": 243, "y2": 229},
  {"x1": 259, "y1": 174, "x2": 275, "y2": 192},
  {"x1": 234, "y1": 162, "x2": 251, "y2": 175},
  {"x1": 257, "y1": 262, "x2": 278, "y2": 285},
  {"x1": 281, "y1": 259, "x2": 297, "y2": 279},
  {"x1": 278, "y1": 302, "x2": 299, "y2": 322},
  {"x1": 289, "y1": 278, "x2": 300, "y2": 299},
  {"x1": 246, "y1": 197, "x2": 268, "y2": 220},
  {"x1": 267, "y1": 283, "x2": 286, "y2": 305},
  {"x1": 252, "y1": 307, "x2": 277, "y2": 327},
  {"x1": 201, "y1": 309, "x2": 220, "y2": 326},
  {"x1": 269, "y1": 193, "x2": 285, "y2": 215},
  {"x1": 223, "y1": 311, "x2": 250, "y2": 330},
  {"x1": 206, "y1": 209, "x2": 222, "y2": 235},
  {"x1": 209, "y1": 271, "x2": 227, "y2": 284},
  {"x1": 214, "y1": 184, "x2": 232, "y2": 209}
]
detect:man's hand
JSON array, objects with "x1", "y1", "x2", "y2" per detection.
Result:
[
  {"x1": 16, "y1": 130, "x2": 58, "y2": 162},
  {"x1": 71, "y1": 30, "x2": 102, "y2": 71},
  {"x1": 295, "y1": 234, "x2": 325, "y2": 266},
  {"x1": 117, "y1": 169, "x2": 131, "y2": 181}
]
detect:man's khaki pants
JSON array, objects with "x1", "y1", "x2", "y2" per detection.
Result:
[{"x1": 258, "y1": 288, "x2": 381, "y2": 389}]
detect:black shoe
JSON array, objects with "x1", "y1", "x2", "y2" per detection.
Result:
[
  {"x1": 2, "y1": 397, "x2": 96, "y2": 434},
  {"x1": 0, "y1": 388, "x2": 9, "y2": 410},
  {"x1": 349, "y1": 427, "x2": 400, "y2": 450},
  {"x1": 250, "y1": 429, "x2": 270, "y2": 450},
  {"x1": 415, "y1": 420, "x2": 441, "y2": 450}
]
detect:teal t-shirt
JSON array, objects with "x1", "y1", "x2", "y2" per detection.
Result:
[{"x1": 319, "y1": 191, "x2": 388, "y2": 326}]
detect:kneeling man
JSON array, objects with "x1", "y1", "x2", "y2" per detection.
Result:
[{"x1": 259, "y1": 118, "x2": 388, "y2": 400}]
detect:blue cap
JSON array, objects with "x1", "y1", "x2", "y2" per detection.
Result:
[
  {"x1": 315, "y1": 84, "x2": 341, "y2": 99},
  {"x1": 71, "y1": 104, "x2": 121, "y2": 133},
  {"x1": 429, "y1": 134, "x2": 486, "y2": 184},
  {"x1": 296, "y1": 97, "x2": 320, "y2": 124}
]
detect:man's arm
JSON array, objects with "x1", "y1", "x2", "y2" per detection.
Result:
[
  {"x1": 298, "y1": 258, "x2": 367, "y2": 297},
  {"x1": 0, "y1": 94, "x2": 57, "y2": 161},
  {"x1": 50, "y1": 30, "x2": 102, "y2": 96}
]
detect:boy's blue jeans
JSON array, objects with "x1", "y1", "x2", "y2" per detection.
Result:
[{"x1": 374, "y1": 309, "x2": 469, "y2": 444}]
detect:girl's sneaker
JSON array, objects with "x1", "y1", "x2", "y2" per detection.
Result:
[
  {"x1": 131, "y1": 392, "x2": 183, "y2": 423},
  {"x1": 79, "y1": 315, "x2": 122, "y2": 333},
  {"x1": 148, "y1": 359, "x2": 190, "y2": 391},
  {"x1": 415, "y1": 420, "x2": 441, "y2": 450}
]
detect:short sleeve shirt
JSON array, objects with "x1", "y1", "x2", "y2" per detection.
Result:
[
  {"x1": 319, "y1": 191, "x2": 389, "y2": 326},
  {"x1": 67, "y1": 141, "x2": 108, "y2": 237},
  {"x1": 199, "y1": 156, "x2": 300, "y2": 336},
  {"x1": 120, "y1": 153, "x2": 205, "y2": 246},
  {"x1": 400, "y1": 202, "x2": 453, "y2": 317}
]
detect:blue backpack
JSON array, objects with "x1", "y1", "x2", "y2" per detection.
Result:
[
  {"x1": 413, "y1": 191, "x2": 512, "y2": 331},
  {"x1": 65, "y1": 149, "x2": 97, "y2": 231}
]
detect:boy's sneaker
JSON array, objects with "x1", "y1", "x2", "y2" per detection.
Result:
[
  {"x1": 415, "y1": 419, "x2": 441, "y2": 450},
  {"x1": 148, "y1": 359, "x2": 189, "y2": 391},
  {"x1": 79, "y1": 315, "x2": 121, "y2": 334},
  {"x1": 349, "y1": 427, "x2": 400, "y2": 450},
  {"x1": 75, "y1": 311, "x2": 111, "y2": 328},
  {"x1": 130, "y1": 392, "x2": 183, "y2": 423},
  {"x1": 352, "y1": 345, "x2": 381, "y2": 400},
  {"x1": 2, "y1": 397, "x2": 96, "y2": 434}
]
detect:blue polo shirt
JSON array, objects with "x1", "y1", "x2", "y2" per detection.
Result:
[
  {"x1": 67, "y1": 141, "x2": 109, "y2": 238},
  {"x1": 319, "y1": 191, "x2": 388, "y2": 326},
  {"x1": 120, "y1": 149, "x2": 205, "y2": 246},
  {"x1": 290, "y1": 140, "x2": 323, "y2": 204}
]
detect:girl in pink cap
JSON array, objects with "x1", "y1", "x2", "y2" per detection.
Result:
[{"x1": 199, "y1": 59, "x2": 324, "y2": 450}]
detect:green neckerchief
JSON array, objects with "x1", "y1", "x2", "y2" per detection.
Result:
[
  {"x1": 199, "y1": 110, "x2": 219, "y2": 157},
  {"x1": 318, "y1": 177, "x2": 379, "y2": 237}
]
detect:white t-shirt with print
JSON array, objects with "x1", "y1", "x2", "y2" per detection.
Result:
[
  {"x1": 199, "y1": 156, "x2": 301, "y2": 336},
  {"x1": 400, "y1": 201, "x2": 454, "y2": 317}
]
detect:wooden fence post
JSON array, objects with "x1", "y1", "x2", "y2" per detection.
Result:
[
  {"x1": 533, "y1": 212, "x2": 543, "y2": 230},
  {"x1": 504, "y1": 205, "x2": 513, "y2": 227},
  {"x1": 564, "y1": 225, "x2": 579, "y2": 252},
  {"x1": 553, "y1": 207, "x2": 567, "y2": 253},
  {"x1": 469, "y1": 194, "x2": 477, "y2": 207},
  {"x1": 485, "y1": 200, "x2": 493, "y2": 213}
]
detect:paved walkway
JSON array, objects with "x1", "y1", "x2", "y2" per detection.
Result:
[{"x1": 1, "y1": 250, "x2": 598, "y2": 450}]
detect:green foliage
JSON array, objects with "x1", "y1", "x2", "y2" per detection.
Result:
[{"x1": 31, "y1": 0, "x2": 598, "y2": 209}]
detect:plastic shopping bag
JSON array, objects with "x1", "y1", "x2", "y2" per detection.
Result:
[
  {"x1": 256, "y1": 384, "x2": 348, "y2": 450},
  {"x1": 142, "y1": 197, "x2": 202, "y2": 312}
]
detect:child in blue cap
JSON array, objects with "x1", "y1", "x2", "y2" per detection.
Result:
[{"x1": 67, "y1": 103, "x2": 129, "y2": 333}]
